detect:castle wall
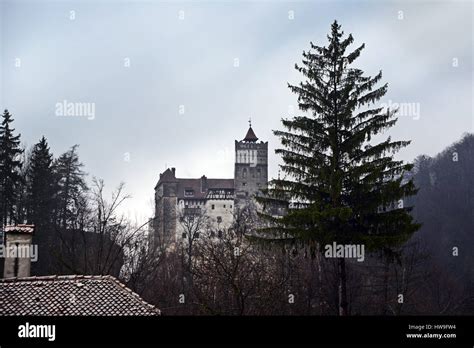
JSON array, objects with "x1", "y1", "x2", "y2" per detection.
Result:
[
  {"x1": 204, "y1": 199, "x2": 234, "y2": 230},
  {"x1": 154, "y1": 183, "x2": 178, "y2": 248}
]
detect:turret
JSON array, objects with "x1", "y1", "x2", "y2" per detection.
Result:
[{"x1": 234, "y1": 121, "x2": 268, "y2": 204}]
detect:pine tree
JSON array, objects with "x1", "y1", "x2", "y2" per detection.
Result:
[
  {"x1": 258, "y1": 21, "x2": 420, "y2": 315},
  {"x1": 26, "y1": 137, "x2": 57, "y2": 275},
  {"x1": 0, "y1": 109, "x2": 23, "y2": 225},
  {"x1": 54, "y1": 145, "x2": 88, "y2": 230},
  {"x1": 26, "y1": 136, "x2": 56, "y2": 227}
]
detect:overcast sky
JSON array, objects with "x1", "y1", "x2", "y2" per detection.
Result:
[{"x1": 0, "y1": 0, "x2": 472, "y2": 220}]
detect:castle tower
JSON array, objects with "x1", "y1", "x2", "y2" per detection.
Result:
[
  {"x1": 153, "y1": 168, "x2": 179, "y2": 249},
  {"x1": 234, "y1": 122, "x2": 268, "y2": 205}
]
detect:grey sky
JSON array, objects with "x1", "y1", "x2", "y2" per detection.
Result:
[{"x1": 1, "y1": 0, "x2": 472, "y2": 220}]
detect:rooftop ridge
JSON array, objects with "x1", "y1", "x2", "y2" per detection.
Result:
[{"x1": 0, "y1": 274, "x2": 110, "y2": 283}]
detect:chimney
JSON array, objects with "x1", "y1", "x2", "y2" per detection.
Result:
[
  {"x1": 171, "y1": 168, "x2": 176, "y2": 176},
  {"x1": 201, "y1": 175, "x2": 207, "y2": 193},
  {"x1": 3, "y1": 224, "x2": 35, "y2": 278}
]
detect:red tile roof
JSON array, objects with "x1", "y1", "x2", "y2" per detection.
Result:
[{"x1": 0, "y1": 275, "x2": 160, "y2": 316}]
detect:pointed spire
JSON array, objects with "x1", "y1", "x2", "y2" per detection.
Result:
[{"x1": 243, "y1": 118, "x2": 258, "y2": 142}]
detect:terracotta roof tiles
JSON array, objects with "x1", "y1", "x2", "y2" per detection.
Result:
[{"x1": 0, "y1": 275, "x2": 160, "y2": 316}]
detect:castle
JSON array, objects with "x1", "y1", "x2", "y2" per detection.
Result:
[{"x1": 151, "y1": 124, "x2": 269, "y2": 248}]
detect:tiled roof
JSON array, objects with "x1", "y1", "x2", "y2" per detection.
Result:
[
  {"x1": 243, "y1": 127, "x2": 258, "y2": 142},
  {"x1": 156, "y1": 168, "x2": 178, "y2": 186},
  {"x1": 177, "y1": 178, "x2": 234, "y2": 199},
  {"x1": 0, "y1": 275, "x2": 160, "y2": 316},
  {"x1": 207, "y1": 179, "x2": 235, "y2": 189},
  {"x1": 155, "y1": 168, "x2": 234, "y2": 198},
  {"x1": 4, "y1": 224, "x2": 34, "y2": 233}
]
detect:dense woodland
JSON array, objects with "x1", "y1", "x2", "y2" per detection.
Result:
[
  {"x1": 0, "y1": 21, "x2": 472, "y2": 315},
  {"x1": 0, "y1": 110, "x2": 125, "y2": 278}
]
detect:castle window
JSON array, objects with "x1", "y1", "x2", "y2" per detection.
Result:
[
  {"x1": 257, "y1": 168, "x2": 261, "y2": 178},
  {"x1": 182, "y1": 233, "x2": 187, "y2": 239},
  {"x1": 211, "y1": 204, "x2": 215, "y2": 210},
  {"x1": 242, "y1": 182, "x2": 246, "y2": 187},
  {"x1": 230, "y1": 205, "x2": 232, "y2": 209},
  {"x1": 223, "y1": 204, "x2": 226, "y2": 208},
  {"x1": 217, "y1": 216, "x2": 222, "y2": 223},
  {"x1": 184, "y1": 189, "x2": 194, "y2": 197},
  {"x1": 242, "y1": 168, "x2": 247, "y2": 178}
]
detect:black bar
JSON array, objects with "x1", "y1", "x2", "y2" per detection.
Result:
[{"x1": 0, "y1": 316, "x2": 472, "y2": 346}]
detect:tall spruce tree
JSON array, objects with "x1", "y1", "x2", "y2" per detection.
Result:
[
  {"x1": 54, "y1": 145, "x2": 88, "y2": 230},
  {"x1": 0, "y1": 109, "x2": 23, "y2": 225},
  {"x1": 26, "y1": 136, "x2": 56, "y2": 227},
  {"x1": 258, "y1": 21, "x2": 420, "y2": 315},
  {"x1": 26, "y1": 137, "x2": 57, "y2": 275}
]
